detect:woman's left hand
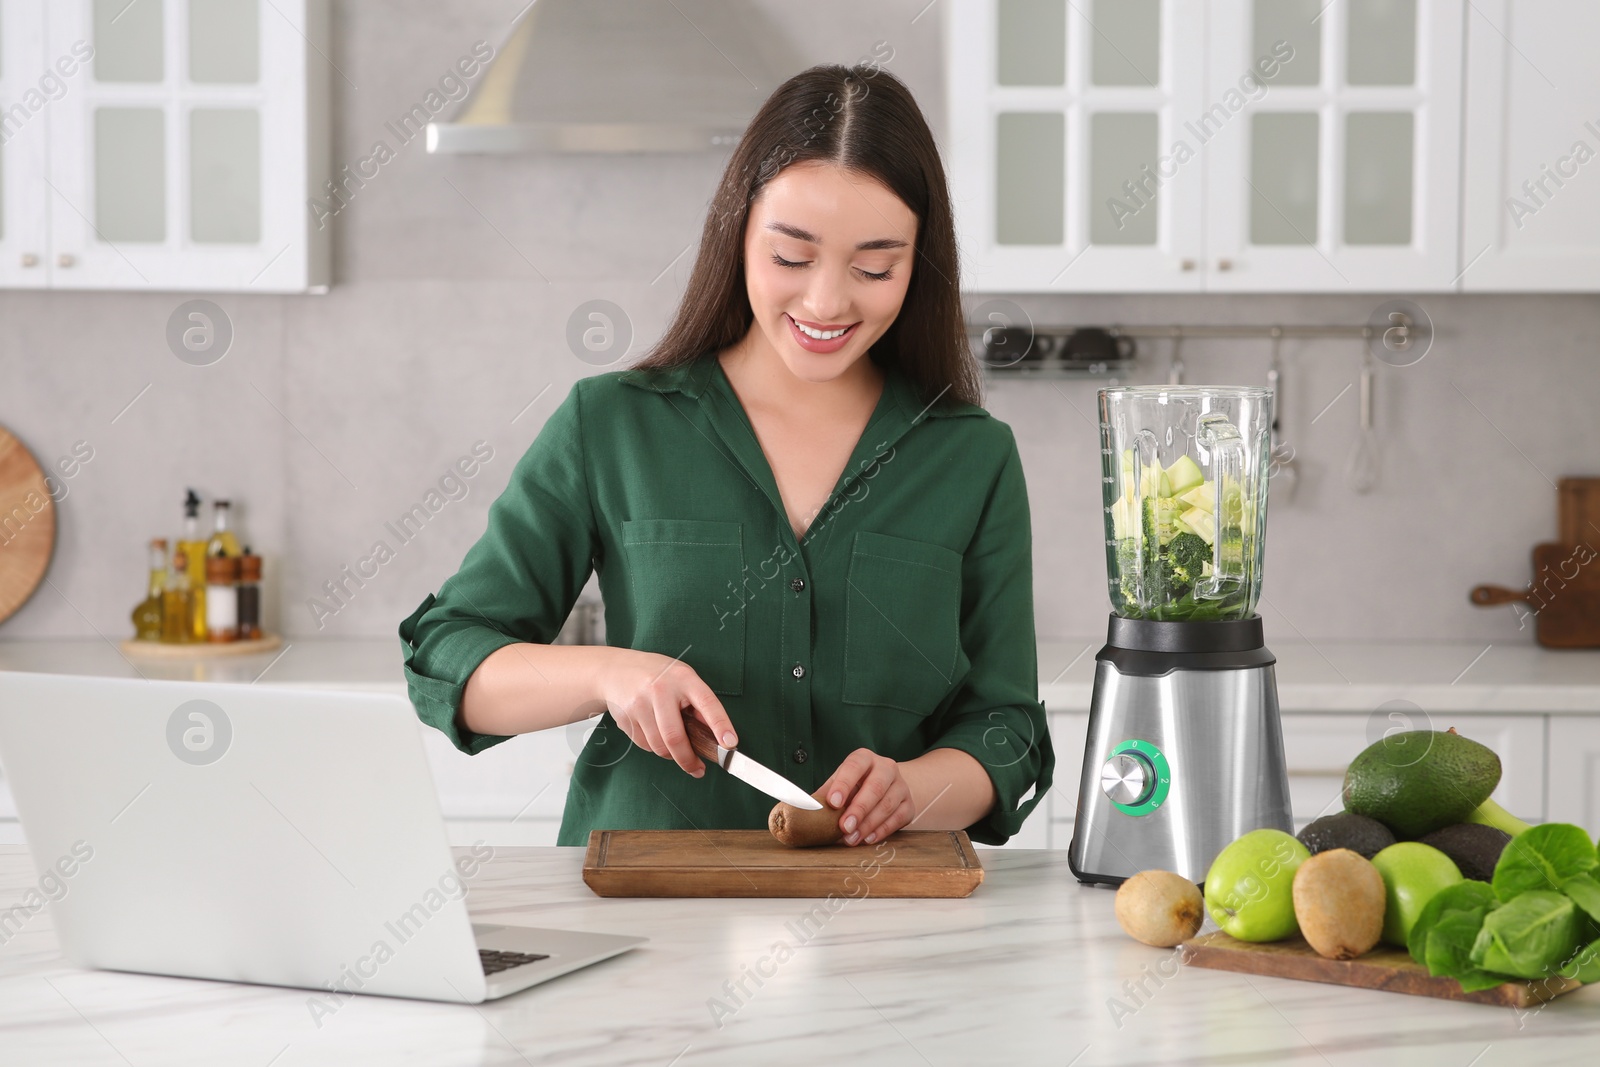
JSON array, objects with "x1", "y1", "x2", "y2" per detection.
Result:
[{"x1": 820, "y1": 749, "x2": 914, "y2": 846}]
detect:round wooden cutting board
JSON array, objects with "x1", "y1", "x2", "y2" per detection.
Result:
[{"x1": 0, "y1": 426, "x2": 56, "y2": 625}]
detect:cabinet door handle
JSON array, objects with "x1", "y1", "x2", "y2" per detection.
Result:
[
  {"x1": 1217, "y1": 258, "x2": 1234, "y2": 272},
  {"x1": 1180, "y1": 258, "x2": 1196, "y2": 271},
  {"x1": 21, "y1": 253, "x2": 39, "y2": 268},
  {"x1": 57, "y1": 253, "x2": 77, "y2": 268}
]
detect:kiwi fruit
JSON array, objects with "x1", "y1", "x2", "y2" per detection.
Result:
[
  {"x1": 1291, "y1": 848, "x2": 1386, "y2": 960},
  {"x1": 1297, "y1": 812, "x2": 1396, "y2": 859},
  {"x1": 769, "y1": 789, "x2": 843, "y2": 848},
  {"x1": 1114, "y1": 870, "x2": 1205, "y2": 948}
]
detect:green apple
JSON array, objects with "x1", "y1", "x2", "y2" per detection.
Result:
[
  {"x1": 1370, "y1": 842, "x2": 1463, "y2": 947},
  {"x1": 1204, "y1": 829, "x2": 1310, "y2": 942}
]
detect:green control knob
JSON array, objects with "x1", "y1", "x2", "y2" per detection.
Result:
[{"x1": 1104, "y1": 739, "x2": 1171, "y2": 816}]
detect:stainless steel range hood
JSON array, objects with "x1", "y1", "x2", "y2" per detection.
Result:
[{"x1": 427, "y1": 0, "x2": 800, "y2": 155}]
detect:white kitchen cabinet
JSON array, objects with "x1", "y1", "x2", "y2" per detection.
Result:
[
  {"x1": 1459, "y1": 0, "x2": 1600, "y2": 290},
  {"x1": 1046, "y1": 711, "x2": 1090, "y2": 848},
  {"x1": 2, "y1": 0, "x2": 329, "y2": 292},
  {"x1": 947, "y1": 0, "x2": 1465, "y2": 293},
  {"x1": 1547, "y1": 717, "x2": 1600, "y2": 829},
  {"x1": 946, "y1": 0, "x2": 1208, "y2": 293},
  {"x1": 1279, "y1": 712, "x2": 1546, "y2": 829},
  {"x1": 1204, "y1": 0, "x2": 1464, "y2": 291},
  {"x1": 418, "y1": 721, "x2": 574, "y2": 848},
  {"x1": 0, "y1": 1, "x2": 50, "y2": 287}
]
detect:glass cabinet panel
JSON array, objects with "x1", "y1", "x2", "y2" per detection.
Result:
[
  {"x1": 190, "y1": 108, "x2": 260, "y2": 242},
  {"x1": 1250, "y1": 112, "x2": 1318, "y2": 244},
  {"x1": 1090, "y1": 0, "x2": 1159, "y2": 87},
  {"x1": 94, "y1": 0, "x2": 163, "y2": 83},
  {"x1": 1089, "y1": 112, "x2": 1157, "y2": 245},
  {"x1": 1344, "y1": 111, "x2": 1413, "y2": 244},
  {"x1": 1346, "y1": 0, "x2": 1416, "y2": 86},
  {"x1": 190, "y1": 0, "x2": 260, "y2": 84},
  {"x1": 95, "y1": 107, "x2": 166, "y2": 241},
  {"x1": 1252, "y1": 0, "x2": 1320, "y2": 85},
  {"x1": 997, "y1": 0, "x2": 1064, "y2": 86},
  {"x1": 995, "y1": 111, "x2": 1064, "y2": 244}
]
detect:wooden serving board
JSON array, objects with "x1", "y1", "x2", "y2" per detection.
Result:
[
  {"x1": 582, "y1": 829, "x2": 984, "y2": 898},
  {"x1": 119, "y1": 634, "x2": 283, "y2": 659},
  {"x1": 1182, "y1": 931, "x2": 1584, "y2": 1008},
  {"x1": 1470, "y1": 542, "x2": 1600, "y2": 648},
  {"x1": 0, "y1": 426, "x2": 54, "y2": 626}
]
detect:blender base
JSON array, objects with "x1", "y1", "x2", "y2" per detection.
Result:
[{"x1": 1067, "y1": 615, "x2": 1293, "y2": 887}]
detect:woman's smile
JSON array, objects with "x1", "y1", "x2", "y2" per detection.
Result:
[{"x1": 785, "y1": 313, "x2": 859, "y2": 354}]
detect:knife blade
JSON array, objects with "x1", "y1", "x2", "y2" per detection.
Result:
[{"x1": 681, "y1": 712, "x2": 823, "y2": 809}]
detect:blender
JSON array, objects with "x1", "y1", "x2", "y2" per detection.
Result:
[{"x1": 1067, "y1": 386, "x2": 1292, "y2": 886}]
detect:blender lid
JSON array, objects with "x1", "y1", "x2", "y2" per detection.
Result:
[{"x1": 1100, "y1": 385, "x2": 1271, "y2": 400}]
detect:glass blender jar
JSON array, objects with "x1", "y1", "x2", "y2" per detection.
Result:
[
  {"x1": 1069, "y1": 385, "x2": 1292, "y2": 886},
  {"x1": 1099, "y1": 386, "x2": 1272, "y2": 621}
]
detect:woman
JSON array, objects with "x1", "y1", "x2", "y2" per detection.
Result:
[{"x1": 399, "y1": 64, "x2": 1052, "y2": 848}]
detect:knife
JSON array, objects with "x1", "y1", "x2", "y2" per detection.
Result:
[{"x1": 680, "y1": 712, "x2": 823, "y2": 810}]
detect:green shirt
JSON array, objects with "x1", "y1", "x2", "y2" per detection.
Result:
[{"x1": 397, "y1": 354, "x2": 1053, "y2": 846}]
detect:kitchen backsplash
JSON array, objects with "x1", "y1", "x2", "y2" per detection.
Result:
[{"x1": 1, "y1": 1, "x2": 1595, "y2": 646}]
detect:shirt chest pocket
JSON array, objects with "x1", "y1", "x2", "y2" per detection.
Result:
[
  {"x1": 622, "y1": 519, "x2": 745, "y2": 697},
  {"x1": 842, "y1": 531, "x2": 963, "y2": 715}
]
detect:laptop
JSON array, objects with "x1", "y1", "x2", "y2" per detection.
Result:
[{"x1": 0, "y1": 671, "x2": 645, "y2": 1004}]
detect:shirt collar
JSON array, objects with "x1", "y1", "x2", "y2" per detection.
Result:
[{"x1": 618, "y1": 354, "x2": 988, "y2": 420}]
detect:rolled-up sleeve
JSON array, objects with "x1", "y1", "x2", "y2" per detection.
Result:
[
  {"x1": 924, "y1": 436, "x2": 1054, "y2": 845},
  {"x1": 398, "y1": 379, "x2": 599, "y2": 755}
]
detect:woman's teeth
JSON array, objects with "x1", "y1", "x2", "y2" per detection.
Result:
[{"x1": 794, "y1": 319, "x2": 851, "y2": 340}]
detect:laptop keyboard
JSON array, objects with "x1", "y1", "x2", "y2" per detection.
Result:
[{"x1": 479, "y1": 949, "x2": 551, "y2": 976}]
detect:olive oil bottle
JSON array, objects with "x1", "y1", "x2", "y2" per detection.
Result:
[
  {"x1": 178, "y1": 489, "x2": 209, "y2": 642},
  {"x1": 160, "y1": 546, "x2": 196, "y2": 643},
  {"x1": 131, "y1": 539, "x2": 167, "y2": 641}
]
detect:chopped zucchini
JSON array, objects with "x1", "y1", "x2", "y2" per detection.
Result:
[{"x1": 1164, "y1": 455, "x2": 1204, "y2": 496}]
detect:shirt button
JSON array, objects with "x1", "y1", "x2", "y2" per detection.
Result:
[
  {"x1": 792, "y1": 747, "x2": 808, "y2": 765},
  {"x1": 791, "y1": 663, "x2": 806, "y2": 679},
  {"x1": 790, "y1": 577, "x2": 806, "y2": 593}
]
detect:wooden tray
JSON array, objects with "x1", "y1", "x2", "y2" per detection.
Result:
[
  {"x1": 582, "y1": 829, "x2": 984, "y2": 898},
  {"x1": 119, "y1": 634, "x2": 283, "y2": 659},
  {"x1": 1182, "y1": 930, "x2": 1584, "y2": 1008}
]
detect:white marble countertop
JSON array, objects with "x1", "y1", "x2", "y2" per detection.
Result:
[
  {"x1": 1, "y1": 844, "x2": 1597, "y2": 1066},
  {"x1": 1039, "y1": 639, "x2": 1600, "y2": 715},
  {"x1": 3, "y1": 636, "x2": 1599, "y2": 714}
]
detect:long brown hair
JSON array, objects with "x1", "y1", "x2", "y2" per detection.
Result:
[{"x1": 629, "y1": 63, "x2": 980, "y2": 410}]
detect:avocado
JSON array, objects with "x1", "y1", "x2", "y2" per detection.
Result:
[
  {"x1": 1342, "y1": 728, "x2": 1502, "y2": 840},
  {"x1": 1297, "y1": 812, "x2": 1397, "y2": 859},
  {"x1": 1418, "y1": 823, "x2": 1513, "y2": 882}
]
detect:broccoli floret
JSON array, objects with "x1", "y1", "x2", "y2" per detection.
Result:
[{"x1": 1168, "y1": 531, "x2": 1209, "y2": 581}]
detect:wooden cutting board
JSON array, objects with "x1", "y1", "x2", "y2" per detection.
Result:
[
  {"x1": 1470, "y1": 542, "x2": 1600, "y2": 648},
  {"x1": 1182, "y1": 931, "x2": 1584, "y2": 1008},
  {"x1": 0, "y1": 426, "x2": 55, "y2": 626},
  {"x1": 1559, "y1": 477, "x2": 1600, "y2": 548},
  {"x1": 582, "y1": 829, "x2": 984, "y2": 898}
]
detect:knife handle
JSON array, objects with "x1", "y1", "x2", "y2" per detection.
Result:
[{"x1": 681, "y1": 711, "x2": 730, "y2": 770}]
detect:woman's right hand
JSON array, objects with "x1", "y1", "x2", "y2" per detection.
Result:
[{"x1": 597, "y1": 649, "x2": 739, "y2": 778}]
